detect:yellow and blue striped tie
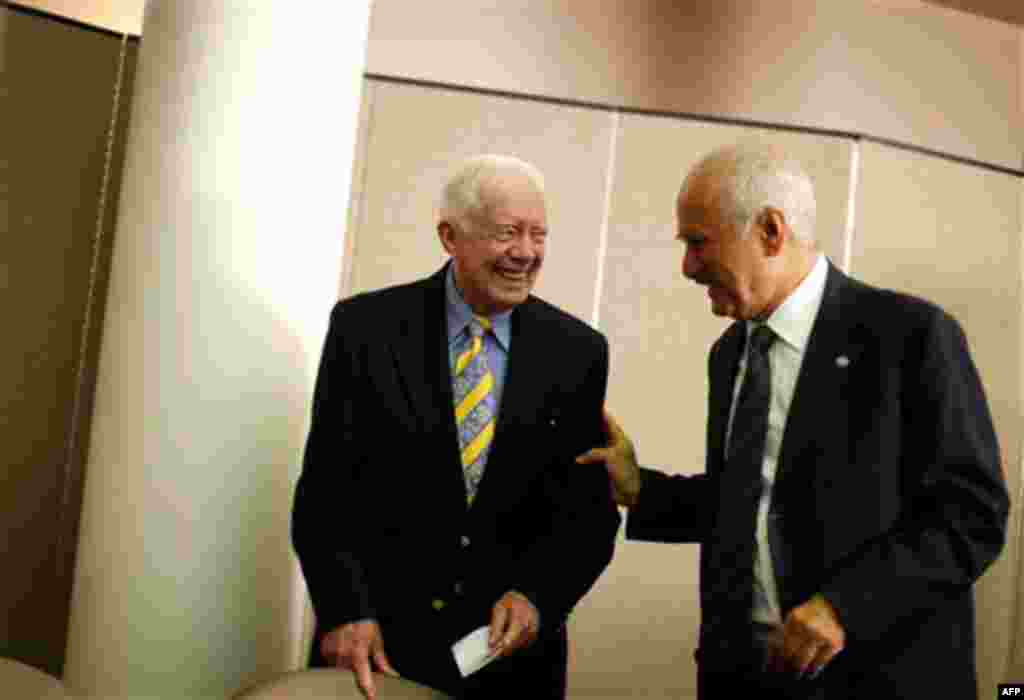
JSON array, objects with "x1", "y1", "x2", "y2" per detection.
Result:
[{"x1": 453, "y1": 316, "x2": 495, "y2": 505}]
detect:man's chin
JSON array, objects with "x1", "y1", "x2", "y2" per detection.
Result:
[
  {"x1": 484, "y1": 287, "x2": 531, "y2": 313},
  {"x1": 494, "y1": 279, "x2": 533, "y2": 297},
  {"x1": 709, "y1": 300, "x2": 737, "y2": 319}
]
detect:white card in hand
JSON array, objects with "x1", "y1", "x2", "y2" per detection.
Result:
[{"x1": 452, "y1": 626, "x2": 499, "y2": 677}]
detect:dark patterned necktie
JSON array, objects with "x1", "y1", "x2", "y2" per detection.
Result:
[{"x1": 706, "y1": 324, "x2": 776, "y2": 624}]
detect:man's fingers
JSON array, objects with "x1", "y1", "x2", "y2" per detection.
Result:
[
  {"x1": 489, "y1": 603, "x2": 509, "y2": 648},
  {"x1": 372, "y1": 645, "x2": 397, "y2": 677},
  {"x1": 354, "y1": 654, "x2": 376, "y2": 700},
  {"x1": 500, "y1": 618, "x2": 525, "y2": 654},
  {"x1": 780, "y1": 624, "x2": 808, "y2": 673},
  {"x1": 575, "y1": 447, "x2": 607, "y2": 465},
  {"x1": 603, "y1": 409, "x2": 626, "y2": 442},
  {"x1": 806, "y1": 642, "x2": 836, "y2": 679},
  {"x1": 793, "y1": 640, "x2": 822, "y2": 677}
]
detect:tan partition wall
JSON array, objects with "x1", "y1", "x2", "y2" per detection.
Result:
[
  {"x1": 345, "y1": 80, "x2": 615, "y2": 323},
  {"x1": 366, "y1": 0, "x2": 1021, "y2": 171},
  {"x1": 1012, "y1": 177, "x2": 1024, "y2": 680},
  {"x1": 568, "y1": 118, "x2": 853, "y2": 698},
  {"x1": 3, "y1": 7, "x2": 137, "y2": 675},
  {"x1": 850, "y1": 141, "x2": 1022, "y2": 696}
]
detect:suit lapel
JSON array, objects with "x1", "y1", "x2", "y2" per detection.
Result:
[
  {"x1": 388, "y1": 265, "x2": 467, "y2": 505},
  {"x1": 468, "y1": 298, "x2": 548, "y2": 515},
  {"x1": 708, "y1": 322, "x2": 745, "y2": 473},
  {"x1": 776, "y1": 263, "x2": 856, "y2": 483}
]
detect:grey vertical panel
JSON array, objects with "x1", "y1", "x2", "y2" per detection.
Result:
[
  {"x1": 2, "y1": 8, "x2": 136, "y2": 675},
  {"x1": 1010, "y1": 177, "x2": 1024, "y2": 684},
  {"x1": 852, "y1": 142, "x2": 1021, "y2": 697}
]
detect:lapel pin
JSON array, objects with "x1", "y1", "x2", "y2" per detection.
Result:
[{"x1": 835, "y1": 355, "x2": 850, "y2": 368}]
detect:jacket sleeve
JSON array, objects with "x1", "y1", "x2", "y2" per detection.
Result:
[
  {"x1": 625, "y1": 469, "x2": 714, "y2": 543},
  {"x1": 292, "y1": 302, "x2": 376, "y2": 633},
  {"x1": 625, "y1": 337, "x2": 719, "y2": 543},
  {"x1": 504, "y1": 334, "x2": 622, "y2": 628},
  {"x1": 821, "y1": 309, "x2": 1009, "y2": 642}
]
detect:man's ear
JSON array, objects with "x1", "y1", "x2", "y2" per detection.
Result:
[
  {"x1": 759, "y1": 208, "x2": 787, "y2": 257},
  {"x1": 438, "y1": 220, "x2": 457, "y2": 255}
]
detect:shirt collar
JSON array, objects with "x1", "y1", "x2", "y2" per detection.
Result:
[
  {"x1": 445, "y1": 264, "x2": 513, "y2": 351},
  {"x1": 747, "y1": 253, "x2": 828, "y2": 353}
]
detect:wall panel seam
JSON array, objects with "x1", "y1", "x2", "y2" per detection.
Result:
[
  {"x1": 841, "y1": 139, "x2": 861, "y2": 274},
  {"x1": 591, "y1": 111, "x2": 619, "y2": 330},
  {"x1": 55, "y1": 32, "x2": 129, "y2": 582},
  {"x1": 340, "y1": 80, "x2": 378, "y2": 299}
]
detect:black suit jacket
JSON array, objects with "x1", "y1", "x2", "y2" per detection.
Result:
[
  {"x1": 292, "y1": 263, "x2": 620, "y2": 696},
  {"x1": 627, "y1": 262, "x2": 1008, "y2": 698}
]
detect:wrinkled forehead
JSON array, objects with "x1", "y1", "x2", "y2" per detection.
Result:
[
  {"x1": 477, "y1": 173, "x2": 546, "y2": 220},
  {"x1": 676, "y1": 172, "x2": 730, "y2": 223}
]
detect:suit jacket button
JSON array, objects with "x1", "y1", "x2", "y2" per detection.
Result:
[
  {"x1": 431, "y1": 598, "x2": 446, "y2": 611},
  {"x1": 461, "y1": 535, "x2": 471, "y2": 547},
  {"x1": 454, "y1": 582, "x2": 463, "y2": 595}
]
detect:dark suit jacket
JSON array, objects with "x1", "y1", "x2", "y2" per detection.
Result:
[
  {"x1": 627, "y1": 262, "x2": 1008, "y2": 699},
  {"x1": 292, "y1": 263, "x2": 620, "y2": 697}
]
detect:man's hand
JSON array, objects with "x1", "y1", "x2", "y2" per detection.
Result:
[
  {"x1": 320, "y1": 620, "x2": 397, "y2": 700},
  {"x1": 576, "y1": 409, "x2": 642, "y2": 508},
  {"x1": 768, "y1": 594, "x2": 845, "y2": 679},
  {"x1": 488, "y1": 591, "x2": 539, "y2": 658}
]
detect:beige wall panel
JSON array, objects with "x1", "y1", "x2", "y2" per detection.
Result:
[
  {"x1": 12, "y1": 0, "x2": 142, "y2": 34},
  {"x1": 338, "y1": 81, "x2": 376, "y2": 299},
  {"x1": 570, "y1": 116, "x2": 853, "y2": 697},
  {"x1": 367, "y1": 0, "x2": 1021, "y2": 171},
  {"x1": 850, "y1": 141, "x2": 1021, "y2": 695},
  {"x1": 347, "y1": 80, "x2": 615, "y2": 323},
  {"x1": 1013, "y1": 178, "x2": 1024, "y2": 680},
  {"x1": 842, "y1": 4, "x2": 1020, "y2": 171}
]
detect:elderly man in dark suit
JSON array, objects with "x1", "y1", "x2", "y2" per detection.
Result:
[
  {"x1": 293, "y1": 154, "x2": 619, "y2": 700},
  {"x1": 578, "y1": 143, "x2": 1008, "y2": 699}
]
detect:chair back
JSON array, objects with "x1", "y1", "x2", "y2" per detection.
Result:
[{"x1": 0, "y1": 658, "x2": 72, "y2": 699}]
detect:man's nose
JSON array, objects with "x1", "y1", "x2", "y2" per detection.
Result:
[{"x1": 509, "y1": 235, "x2": 538, "y2": 261}]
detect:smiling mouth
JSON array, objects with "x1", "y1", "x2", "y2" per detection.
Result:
[{"x1": 496, "y1": 267, "x2": 530, "y2": 282}]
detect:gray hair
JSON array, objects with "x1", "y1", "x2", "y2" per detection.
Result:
[
  {"x1": 439, "y1": 154, "x2": 545, "y2": 229},
  {"x1": 688, "y1": 144, "x2": 817, "y2": 243}
]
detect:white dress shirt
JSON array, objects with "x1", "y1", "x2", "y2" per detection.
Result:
[{"x1": 724, "y1": 254, "x2": 829, "y2": 625}]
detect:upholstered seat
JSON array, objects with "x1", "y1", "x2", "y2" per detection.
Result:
[
  {"x1": 233, "y1": 670, "x2": 452, "y2": 699},
  {"x1": 0, "y1": 658, "x2": 71, "y2": 699}
]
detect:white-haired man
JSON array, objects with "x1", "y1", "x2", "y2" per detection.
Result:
[
  {"x1": 578, "y1": 144, "x2": 1007, "y2": 699},
  {"x1": 294, "y1": 155, "x2": 619, "y2": 699}
]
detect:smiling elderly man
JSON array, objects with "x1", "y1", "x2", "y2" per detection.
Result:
[
  {"x1": 293, "y1": 154, "x2": 619, "y2": 700},
  {"x1": 579, "y1": 143, "x2": 1008, "y2": 700}
]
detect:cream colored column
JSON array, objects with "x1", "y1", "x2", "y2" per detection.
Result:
[{"x1": 63, "y1": 2, "x2": 371, "y2": 698}]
